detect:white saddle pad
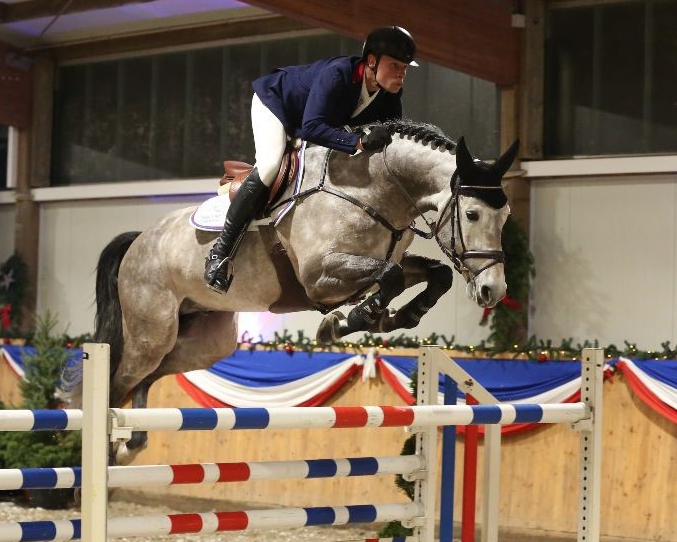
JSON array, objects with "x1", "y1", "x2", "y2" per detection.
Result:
[
  {"x1": 189, "y1": 141, "x2": 307, "y2": 232},
  {"x1": 189, "y1": 194, "x2": 269, "y2": 232}
]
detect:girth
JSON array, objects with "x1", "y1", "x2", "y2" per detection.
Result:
[{"x1": 270, "y1": 148, "x2": 407, "y2": 262}]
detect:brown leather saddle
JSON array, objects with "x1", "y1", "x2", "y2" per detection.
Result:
[{"x1": 220, "y1": 148, "x2": 300, "y2": 218}]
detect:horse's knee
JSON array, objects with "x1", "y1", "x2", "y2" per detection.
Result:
[
  {"x1": 375, "y1": 261, "x2": 405, "y2": 301},
  {"x1": 429, "y1": 263, "x2": 454, "y2": 293}
]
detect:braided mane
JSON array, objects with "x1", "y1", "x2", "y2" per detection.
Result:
[{"x1": 356, "y1": 119, "x2": 457, "y2": 153}]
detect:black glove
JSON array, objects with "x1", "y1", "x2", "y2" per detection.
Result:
[{"x1": 360, "y1": 126, "x2": 392, "y2": 151}]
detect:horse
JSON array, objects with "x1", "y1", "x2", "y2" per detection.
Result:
[{"x1": 85, "y1": 119, "x2": 518, "y2": 464}]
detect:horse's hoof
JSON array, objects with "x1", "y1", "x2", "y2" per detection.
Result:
[{"x1": 316, "y1": 311, "x2": 345, "y2": 343}]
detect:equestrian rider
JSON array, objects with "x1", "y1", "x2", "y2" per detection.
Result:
[{"x1": 204, "y1": 25, "x2": 418, "y2": 293}]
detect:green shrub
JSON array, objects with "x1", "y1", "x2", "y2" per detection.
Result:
[{"x1": 0, "y1": 311, "x2": 81, "y2": 470}]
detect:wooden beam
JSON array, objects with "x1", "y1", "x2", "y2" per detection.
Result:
[
  {"x1": 500, "y1": 87, "x2": 530, "y2": 236},
  {"x1": 30, "y1": 56, "x2": 54, "y2": 188},
  {"x1": 519, "y1": 0, "x2": 545, "y2": 159},
  {"x1": 0, "y1": 42, "x2": 32, "y2": 128},
  {"x1": 11, "y1": 57, "x2": 54, "y2": 330},
  {"x1": 0, "y1": 0, "x2": 158, "y2": 23},
  {"x1": 37, "y1": 15, "x2": 312, "y2": 62},
  {"x1": 243, "y1": 0, "x2": 519, "y2": 85},
  {"x1": 13, "y1": 127, "x2": 38, "y2": 332}
]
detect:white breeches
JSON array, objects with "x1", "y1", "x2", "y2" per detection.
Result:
[{"x1": 251, "y1": 93, "x2": 288, "y2": 187}]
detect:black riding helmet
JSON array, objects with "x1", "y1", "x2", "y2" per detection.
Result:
[{"x1": 362, "y1": 26, "x2": 418, "y2": 66}]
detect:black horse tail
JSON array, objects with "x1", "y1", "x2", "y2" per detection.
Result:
[{"x1": 94, "y1": 231, "x2": 142, "y2": 379}]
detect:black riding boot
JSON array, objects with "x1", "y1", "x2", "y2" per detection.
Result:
[{"x1": 204, "y1": 168, "x2": 268, "y2": 293}]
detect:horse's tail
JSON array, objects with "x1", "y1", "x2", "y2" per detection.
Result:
[{"x1": 94, "y1": 231, "x2": 142, "y2": 379}]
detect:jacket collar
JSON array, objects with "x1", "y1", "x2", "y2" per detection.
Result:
[{"x1": 351, "y1": 59, "x2": 366, "y2": 84}]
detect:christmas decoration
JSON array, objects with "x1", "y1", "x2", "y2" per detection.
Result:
[
  {"x1": 234, "y1": 328, "x2": 677, "y2": 362},
  {"x1": 480, "y1": 216, "x2": 535, "y2": 350},
  {"x1": 0, "y1": 254, "x2": 28, "y2": 335}
]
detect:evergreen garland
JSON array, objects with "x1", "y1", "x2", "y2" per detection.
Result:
[{"x1": 480, "y1": 216, "x2": 535, "y2": 350}]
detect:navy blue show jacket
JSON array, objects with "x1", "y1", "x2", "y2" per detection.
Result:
[{"x1": 252, "y1": 56, "x2": 403, "y2": 154}]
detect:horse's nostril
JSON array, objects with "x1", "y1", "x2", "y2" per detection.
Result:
[{"x1": 481, "y1": 285, "x2": 491, "y2": 302}]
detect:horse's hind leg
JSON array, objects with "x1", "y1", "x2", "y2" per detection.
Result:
[
  {"x1": 152, "y1": 311, "x2": 239, "y2": 378},
  {"x1": 110, "y1": 288, "x2": 180, "y2": 408},
  {"x1": 111, "y1": 382, "x2": 151, "y2": 465}
]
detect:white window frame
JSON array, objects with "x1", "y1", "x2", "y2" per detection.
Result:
[{"x1": 523, "y1": 154, "x2": 677, "y2": 178}]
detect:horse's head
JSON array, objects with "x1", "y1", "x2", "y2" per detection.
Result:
[{"x1": 436, "y1": 136, "x2": 519, "y2": 308}]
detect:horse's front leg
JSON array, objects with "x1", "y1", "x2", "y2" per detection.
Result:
[
  {"x1": 313, "y1": 254, "x2": 405, "y2": 342},
  {"x1": 373, "y1": 254, "x2": 454, "y2": 333}
]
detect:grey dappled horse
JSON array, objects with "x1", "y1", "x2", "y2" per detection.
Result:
[{"x1": 89, "y1": 120, "x2": 518, "y2": 464}]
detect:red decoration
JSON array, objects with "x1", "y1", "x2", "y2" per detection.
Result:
[
  {"x1": 537, "y1": 353, "x2": 548, "y2": 362},
  {"x1": 284, "y1": 344, "x2": 294, "y2": 355},
  {"x1": 481, "y1": 295, "x2": 521, "y2": 324},
  {"x1": 0, "y1": 304, "x2": 11, "y2": 330}
]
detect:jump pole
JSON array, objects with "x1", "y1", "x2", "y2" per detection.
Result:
[
  {"x1": 81, "y1": 343, "x2": 110, "y2": 542},
  {"x1": 576, "y1": 348, "x2": 603, "y2": 542}
]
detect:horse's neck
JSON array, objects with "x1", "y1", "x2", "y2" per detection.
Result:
[
  {"x1": 380, "y1": 138, "x2": 455, "y2": 214},
  {"x1": 296, "y1": 141, "x2": 453, "y2": 226}
]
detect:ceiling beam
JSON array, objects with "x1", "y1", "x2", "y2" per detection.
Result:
[
  {"x1": 0, "y1": 0, "x2": 158, "y2": 23},
  {"x1": 242, "y1": 0, "x2": 519, "y2": 86},
  {"x1": 37, "y1": 15, "x2": 313, "y2": 62}
]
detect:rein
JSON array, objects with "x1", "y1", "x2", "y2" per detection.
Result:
[
  {"x1": 274, "y1": 142, "x2": 505, "y2": 282},
  {"x1": 274, "y1": 148, "x2": 408, "y2": 261},
  {"x1": 381, "y1": 147, "x2": 505, "y2": 281}
]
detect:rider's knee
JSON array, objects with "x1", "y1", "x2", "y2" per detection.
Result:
[{"x1": 255, "y1": 160, "x2": 282, "y2": 186}]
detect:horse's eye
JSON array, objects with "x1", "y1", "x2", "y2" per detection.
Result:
[{"x1": 466, "y1": 210, "x2": 480, "y2": 221}]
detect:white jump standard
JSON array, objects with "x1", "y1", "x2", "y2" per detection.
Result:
[{"x1": 0, "y1": 344, "x2": 603, "y2": 542}]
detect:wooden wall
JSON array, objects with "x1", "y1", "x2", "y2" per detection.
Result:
[
  {"x1": 2, "y1": 352, "x2": 676, "y2": 540},
  {"x1": 0, "y1": 352, "x2": 22, "y2": 406},
  {"x1": 130, "y1": 365, "x2": 676, "y2": 541}
]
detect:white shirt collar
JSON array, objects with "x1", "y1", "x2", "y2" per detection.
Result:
[{"x1": 351, "y1": 75, "x2": 380, "y2": 119}]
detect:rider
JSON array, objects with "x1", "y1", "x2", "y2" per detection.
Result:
[{"x1": 204, "y1": 25, "x2": 418, "y2": 293}]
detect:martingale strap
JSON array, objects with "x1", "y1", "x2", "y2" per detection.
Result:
[
  {"x1": 319, "y1": 185, "x2": 405, "y2": 260},
  {"x1": 274, "y1": 148, "x2": 407, "y2": 261}
]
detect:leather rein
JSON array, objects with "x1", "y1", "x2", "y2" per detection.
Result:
[
  {"x1": 272, "y1": 146, "x2": 505, "y2": 279},
  {"x1": 271, "y1": 148, "x2": 409, "y2": 261},
  {"x1": 380, "y1": 146, "x2": 506, "y2": 281}
]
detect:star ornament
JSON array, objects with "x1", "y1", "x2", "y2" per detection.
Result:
[{"x1": 0, "y1": 269, "x2": 15, "y2": 291}]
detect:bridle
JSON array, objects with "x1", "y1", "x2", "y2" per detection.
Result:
[
  {"x1": 275, "y1": 143, "x2": 506, "y2": 282},
  {"x1": 381, "y1": 147, "x2": 506, "y2": 281}
]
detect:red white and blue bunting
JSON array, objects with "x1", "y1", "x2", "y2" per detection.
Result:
[
  {"x1": 5, "y1": 345, "x2": 677, "y2": 433},
  {"x1": 615, "y1": 357, "x2": 677, "y2": 424}
]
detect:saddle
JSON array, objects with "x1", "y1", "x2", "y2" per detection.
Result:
[{"x1": 220, "y1": 147, "x2": 300, "y2": 218}]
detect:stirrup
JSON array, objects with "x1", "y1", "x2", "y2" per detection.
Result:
[{"x1": 207, "y1": 257, "x2": 234, "y2": 294}]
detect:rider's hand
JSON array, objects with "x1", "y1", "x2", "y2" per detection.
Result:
[{"x1": 360, "y1": 126, "x2": 392, "y2": 152}]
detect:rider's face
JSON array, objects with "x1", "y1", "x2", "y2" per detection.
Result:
[{"x1": 375, "y1": 55, "x2": 409, "y2": 93}]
